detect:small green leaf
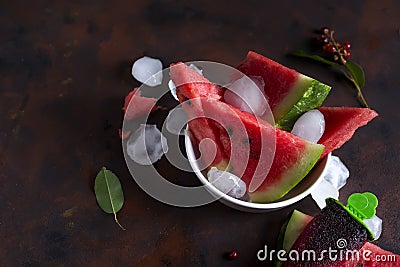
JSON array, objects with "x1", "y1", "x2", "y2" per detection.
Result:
[
  {"x1": 94, "y1": 167, "x2": 125, "y2": 230},
  {"x1": 291, "y1": 50, "x2": 340, "y2": 67},
  {"x1": 345, "y1": 60, "x2": 365, "y2": 88}
]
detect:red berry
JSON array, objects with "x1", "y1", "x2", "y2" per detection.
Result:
[
  {"x1": 229, "y1": 250, "x2": 238, "y2": 260},
  {"x1": 317, "y1": 35, "x2": 329, "y2": 44},
  {"x1": 333, "y1": 53, "x2": 339, "y2": 62},
  {"x1": 320, "y1": 27, "x2": 330, "y2": 35},
  {"x1": 317, "y1": 35, "x2": 325, "y2": 43},
  {"x1": 344, "y1": 51, "x2": 351, "y2": 59},
  {"x1": 344, "y1": 42, "x2": 351, "y2": 50},
  {"x1": 323, "y1": 44, "x2": 336, "y2": 54}
]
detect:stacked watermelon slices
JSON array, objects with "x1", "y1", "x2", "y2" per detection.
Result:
[{"x1": 170, "y1": 51, "x2": 378, "y2": 203}]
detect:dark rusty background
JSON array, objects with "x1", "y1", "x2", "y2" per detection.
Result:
[{"x1": 0, "y1": 1, "x2": 399, "y2": 266}]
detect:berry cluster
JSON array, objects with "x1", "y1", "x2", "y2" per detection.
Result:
[{"x1": 317, "y1": 27, "x2": 351, "y2": 64}]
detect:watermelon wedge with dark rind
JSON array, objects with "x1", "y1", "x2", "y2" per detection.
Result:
[
  {"x1": 200, "y1": 98, "x2": 324, "y2": 203},
  {"x1": 318, "y1": 107, "x2": 378, "y2": 159},
  {"x1": 237, "y1": 51, "x2": 331, "y2": 129},
  {"x1": 278, "y1": 210, "x2": 400, "y2": 267},
  {"x1": 284, "y1": 199, "x2": 369, "y2": 267},
  {"x1": 170, "y1": 63, "x2": 227, "y2": 168}
]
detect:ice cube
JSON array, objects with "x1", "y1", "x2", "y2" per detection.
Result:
[
  {"x1": 364, "y1": 215, "x2": 382, "y2": 240},
  {"x1": 324, "y1": 156, "x2": 349, "y2": 190},
  {"x1": 311, "y1": 178, "x2": 340, "y2": 209},
  {"x1": 188, "y1": 63, "x2": 203, "y2": 75},
  {"x1": 126, "y1": 124, "x2": 168, "y2": 165},
  {"x1": 165, "y1": 105, "x2": 188, "y2": 135},
  {"x1": 168, "y1": 80, "x2": 179, "y2": 101},
  {"x1": 224, "y1": 76, "x2": 268, "y2": 117},
  {"x1": 207, "y1": 167, "x2": 247, "y2": 198},
  {"x1": 311, "y1": 155, "x2": 350, "y2": 209},
  {"x1": 168, "y1": 63, "x2": 203, "y2": 101},
  {"x1": 131, "y1": 56, "x2": 163, "y2": 87},
  {"x1": 291, "y1": 109, "x2": 325, "y2": 143}
]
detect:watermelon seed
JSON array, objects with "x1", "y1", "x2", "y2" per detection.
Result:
[{"x1": 242, "y1": 138, "x2": 252, "y2": 144}]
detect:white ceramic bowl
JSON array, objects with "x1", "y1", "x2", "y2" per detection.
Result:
[{"x1": 185, "y1": 132, "x2": 331, "y2": 212}]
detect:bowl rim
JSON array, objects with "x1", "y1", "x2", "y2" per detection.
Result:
[{"x1": 184, "y1": 131, "x2": 331, "y2": 210}]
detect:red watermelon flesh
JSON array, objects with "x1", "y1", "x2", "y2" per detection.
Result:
[
  {"x1": 170, "y1": 62, "x2": 224, "y2": 102},
  {"x1": 318, "y1": 107, "x2": 378, "y2": 158},
  {"x1": 199, "y1": 98, "x2": 324, "y2": 203},
  {"x1": 283, "y1": 210, "x2": 400, "y2": 267},
  {"x1": 123, "y1": 88, "x2": 157, "y2": 120},
  {"x1": 354, "y1": 242, "x2": 400, "y2": 266},
  {"x1": 170, "y1": 62, "x2": 324, "y2": 203},
  {"x1": 285, "y1": 199, "x2": 369, "y2": 266},
  {"x1": 237, "y1": 51, "x2": 299, "y2": 116},
  {"x1": 237, "y1": 51, "x2": 331, "y2": 130},
  {"x1": 170, "y1": 63, "x2": 227, "y2": 168}
]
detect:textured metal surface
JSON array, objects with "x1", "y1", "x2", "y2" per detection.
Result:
[{"x1": 0, "y1": 1, "x2": 399, "y2": 266}]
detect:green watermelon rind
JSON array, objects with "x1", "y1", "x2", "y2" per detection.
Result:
[
  {"x1": 276, "y1": 78, "x2": 332, "y2": 131},
  {"x1": 249, "y1": 142, "x2": 324, "y2": 203},
  {"x1": 275, "y1": 211, "x2": 293, "y2": 267},
  {"x1": 275, "y1": 210, "x2": 313, "y2": 267},
  {"x1": 272, "y1": 75, "x2": 314, "y2": 121}
]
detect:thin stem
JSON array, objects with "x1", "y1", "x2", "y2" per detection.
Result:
[
  {"x1": 329, "y1": 30, "x2": 347, "y2": 65},
  {"x1": 114, "y1": 214, "x2": 126, "y2": 231},
  {"x1": 330, "y1": 30, "x2": 369, "y2": 108},
  {"x1": 348, "y1": 75, "x2": 369, "y2": 108}
]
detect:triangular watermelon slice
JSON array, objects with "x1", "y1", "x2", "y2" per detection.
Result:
[
  {"x1": 170, "y1": 63, "x2": 227, "y2": 169},
  {"x1": 201, "y1": 98, "x2": 324, "y2": 203},
  {"x1": 170, "y1": 63, "x2": 324, "y2": 203},
  {"x1": 318, "y1": 107, "x2": 378, "y2": 158},
  {"x1": 237, "y1": 51, "x2": 331, "y2": 130}
]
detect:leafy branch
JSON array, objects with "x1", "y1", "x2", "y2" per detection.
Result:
[{"x1": 291, "y1": 27, "x2": 369, "y2": 108}]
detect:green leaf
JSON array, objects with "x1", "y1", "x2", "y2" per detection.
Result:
[
  {"x1": 94, "y1": 167, "x2": 125, "y2": 230},
  {"x1": 291, "y1": 50, "x2": 341, "y2": 67},
  {"x1": 345, "y1": 60, "x2": 365, "y2": 88}
]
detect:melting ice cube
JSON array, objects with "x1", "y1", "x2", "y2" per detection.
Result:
[
  {"x1": 126, "y1": 124, "x2": 168, "y2": 165},
  {"x1": 207, "y1": 167, "x2": 246, "y2": 198},
  {"x1": 168, "y1": 80, "x2": 179, "y2": 101},
  {"x1": 311, "y1": 155, "x2": 350, "y2": 209},
  {"x1": 311, "y1": 179, "x2": 340, "y2": 209},
  {"x1": 323, "y1": 156, "x2": 349, "y2": 190},
  {"x1": 165, "y1": 105, "x2": 188, "y2": 135},
  {"x1": 364, "y1": 215, "x2": 382, "y2": 240},
  {"x1": 224, "y1": 76, "x2": 267, "y2": 117},
  {"x1": 291, "y1": 109, "x2": 325, "y2": 143},
  {"x1": 188, "y1": 63, "x2": 203, "y2": 75},
  {"x1": 131, "y1": 56, "x2": 163, "y2": 87}
]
